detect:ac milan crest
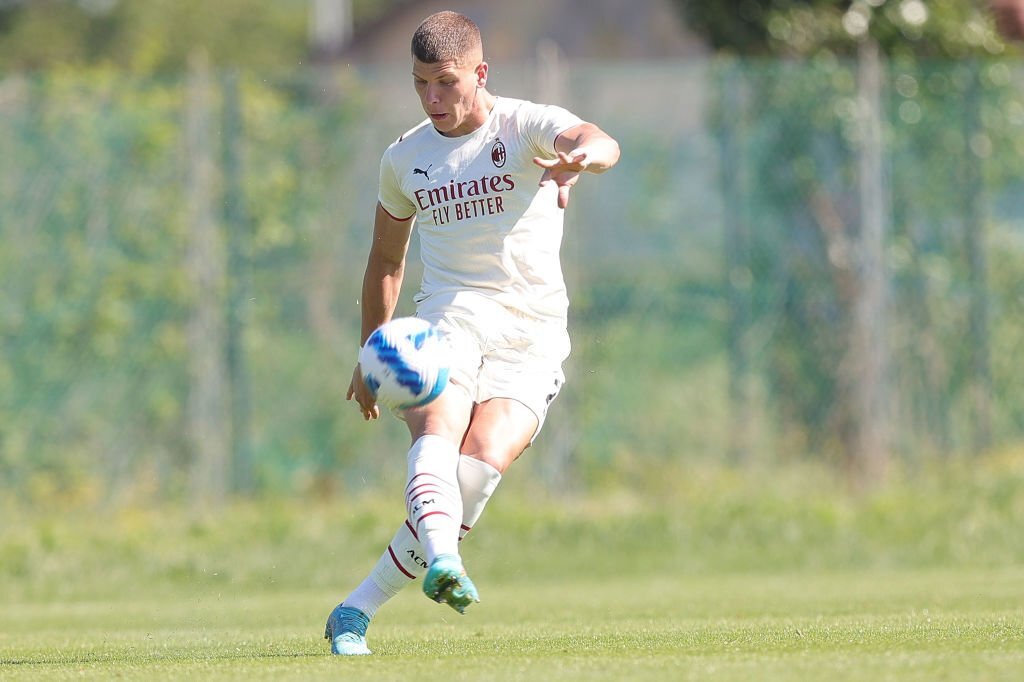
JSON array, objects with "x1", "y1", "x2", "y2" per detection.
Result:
[{"x1": 491, "y1": 139, "x2": 506, "y2": 168}]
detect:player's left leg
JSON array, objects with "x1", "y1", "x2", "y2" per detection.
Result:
[{"x1": 324, "y1": 603, "x2": 371, "y2": 655}]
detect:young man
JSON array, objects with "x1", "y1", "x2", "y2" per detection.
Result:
[{"x1": 325, "y1": 10, "x2": 620, "y2": 655}]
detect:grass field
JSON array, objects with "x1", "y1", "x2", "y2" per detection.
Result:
[
  {"x1": 4, "y1": 569, "x2": 1022, "y2": 680},
  {"x1": 3, "y1": 459, "x2": 1024, "y2": 680}
]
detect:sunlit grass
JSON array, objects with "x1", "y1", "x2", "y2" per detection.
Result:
[
  {"x1": 2, "y1": 457, "x2": 1024, "y2": 679},
  {"x1": 4, "y1": 571, "x2": 1023, "y2": 681}
]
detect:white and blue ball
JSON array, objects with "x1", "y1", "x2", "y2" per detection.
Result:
[{"x1": 358, "y1": 317, "x2": 449, "y2": 409}]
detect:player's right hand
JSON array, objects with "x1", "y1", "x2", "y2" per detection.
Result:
[{"x1": 347, "y1": 364, "x2": 381, "y2": 421}]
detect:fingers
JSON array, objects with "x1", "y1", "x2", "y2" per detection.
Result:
[
  {"x1": 356, "y1": 385, "x2": 379, "y2": 420},
  {"x1": 358, "y1": 393, "x2": 380, "y2": 420},
  {"x1": 349, "y1": 367, "x2": 380, "y2": 420},
  {"x1": 537, "y1": 170, "x2": 578, "y2": 208},
  {"x1": 533, "y1": 147, "x2": 590, "y2": 207},
  {"x1": 568, "y1": 150, "x2": 588, "y2": 166},
  {"x1": 532, "y1": 150, "x2": 588, "y2": 171}
]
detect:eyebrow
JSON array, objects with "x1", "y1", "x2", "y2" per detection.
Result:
[{"x1": 412, "y1": 69, "x2": 458, "y2": 81}]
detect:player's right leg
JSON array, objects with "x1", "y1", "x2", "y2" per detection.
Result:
[
  {"x1": 404, "y1": 432, "x2": 477, "y2": 610},
  {"x1": 422, "y1": 552, "x2": 478, "y2": 613}
]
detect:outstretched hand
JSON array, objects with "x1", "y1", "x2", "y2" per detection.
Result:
[
  {"x1": 347, "y1": 364, "x2": 380, "y2": 421},
  {"x1": 533, "y1": 150, "x2": 589, "y2": 209}
]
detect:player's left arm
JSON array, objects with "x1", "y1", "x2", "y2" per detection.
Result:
[
  {"x1": 553, "y1": 122, "x2": 621, "y2": 173},
  {"x1": 534, "y1": 122, "x2": 620, "y2": 208}
]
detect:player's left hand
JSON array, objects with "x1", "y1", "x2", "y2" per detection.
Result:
[{"x1": 533, "y1": 150, "x2": 589, "y2": 209}]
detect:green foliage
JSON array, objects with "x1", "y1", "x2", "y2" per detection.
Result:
[
  {"x1": 0, "y1": 0, "x2": 407, "y2": 73},
  {"x1": 0, "y1": 70, "x2": 189, "y2": 493},
  {"x1": 0, "y1": 0, "x2": 303, "y2": 72},
  {"x1": 6, "y1": 0, "x2": 1024, "y2": 505},
  {"x1": 670, "y1": 2, "x2": 1024, "y2": 466},
  {"x1": 701, "y1": 48, "x2": 1024, "y2": 463},
  {"x1": 0, "y1": 67, "x2": 404, "y2": 499},
  {"x1": 5, "y1": 56, "x2": 1024, "y2": 499},
  {"x1": 3, "y1": 451, "x2": 1023, "y2": 600},
  {"x1": 677, "y1": 0, "x2": 1012, "y2": 57}
]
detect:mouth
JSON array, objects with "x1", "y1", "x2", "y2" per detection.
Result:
[{"x1": 429, "y1": 112, "x2": 449, "y2": 122}]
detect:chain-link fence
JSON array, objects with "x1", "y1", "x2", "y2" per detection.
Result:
[{"x1": 3, "y1": 56, "x2": 1024, "y2": 503}]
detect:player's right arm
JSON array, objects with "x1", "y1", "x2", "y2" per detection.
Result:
[{"x1": 347, "y1": 202, "x2": 416, "y2": 420}]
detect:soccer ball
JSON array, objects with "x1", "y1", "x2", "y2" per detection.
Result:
[{"x1": 358, "y1": 317, "x2": 449, "y2": 409}]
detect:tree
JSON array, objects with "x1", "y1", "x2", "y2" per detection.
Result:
[
  {"x1": 682, "y1": 0, "x2": 1020, "y2": 484},
  {"x1": 677, "y1": 0, "x2": 1011, "y2": 58},
  {"x1": 0, "y1": 0, "x2": 405, "y2": 73}
]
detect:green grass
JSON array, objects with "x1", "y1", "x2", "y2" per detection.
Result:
[
  {"x1": 3, "y1": 570, "x2": 1022, "y2": 680},
  {"x1": 3, "y1": 457, "x2": 1024, "y2": 680}
]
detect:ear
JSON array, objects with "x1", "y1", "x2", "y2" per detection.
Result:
[{"x1": 476, "y1": 61, "x2": 489, "y2": 87}]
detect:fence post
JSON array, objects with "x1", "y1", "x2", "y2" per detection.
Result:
[
  {"x1": 535, "y1": 38, "x2": 575, "y2": 492},
  {"x1": 185, "y1": 51, "x2": 230, "y2": 506},
  {"x1": 717, "y1": 58, "x2": 754, "y2": 465},
  {"x1": 962, "y1": 60, "x2": 992, "y2": 455},
  {"x1": 851, "y1": 38, "x2": 890, "y2": 486},
  {"x1": 221, "y1": 69, "x2": 254, "y2": 493}
]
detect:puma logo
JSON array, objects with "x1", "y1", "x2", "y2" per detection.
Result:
[{"x1": 413, "y1": 164, "x2": 433, "y2": 180}]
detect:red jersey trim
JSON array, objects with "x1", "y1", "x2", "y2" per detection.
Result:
[{"x1": 379, "y1": 202, "x2": 414, "y2": 222}]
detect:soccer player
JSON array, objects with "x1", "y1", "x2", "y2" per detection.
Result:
[{"x1": 325, "y1": 10, "x2": 620, "y2": 655}]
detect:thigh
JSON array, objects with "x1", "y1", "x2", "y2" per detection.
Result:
[
  {"x1": 416, "y1": 296, "x2": 491, "y2": 404},
  {"x1": 403, "y1": 380, "x2": 474, "y2": 446},
  {"x1": 477, "y1": 333, "x2": 566, "y2": 441},
  {"x1": 461, "y1": 398, "x2": 539, "y2": 473}
]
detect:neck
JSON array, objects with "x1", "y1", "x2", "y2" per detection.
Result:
[
  {"x1": 472, "y1": 89, "x2": 496, "y2": 120},
  {"x1": 444, "y1": 88, "x2": 495, "y2": 137}
]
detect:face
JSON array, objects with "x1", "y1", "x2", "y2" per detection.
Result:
[{"x1": 412, "y1": 56, "x2": 489, "y2": 137}]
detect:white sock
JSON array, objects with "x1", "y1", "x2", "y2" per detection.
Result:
[
  {"x1": 455, "y1": 455, "x2": 503, "y2": 538},
  {"x1": 340, "y1": 521, "x2": 423, "y2": 620},
  {"x1": 341, "y1": 455, "x2": 502, "y2": 618},
  {"x1": 404, "y1": 434, "x2": 462, "y2": 564}
]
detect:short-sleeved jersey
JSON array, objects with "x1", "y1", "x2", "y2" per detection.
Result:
[{"x1": 378, "y1": 97, "x2": 582, "y2": 324}]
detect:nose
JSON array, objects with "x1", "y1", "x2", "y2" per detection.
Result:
[{"x1": 424, "y1": 83, "x2": 441, "y2": 104}]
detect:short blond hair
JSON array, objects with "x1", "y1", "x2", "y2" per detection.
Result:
[{"x1": 411, "y1": 11, "x2": 482, "y2": 64}]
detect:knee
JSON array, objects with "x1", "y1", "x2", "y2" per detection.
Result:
[
  {"x1": 460, "y1": 446, "x2": 507, "y2": 473},
  {"x1": 460, "y1": 444, "x2": 519, "y2": 474}
]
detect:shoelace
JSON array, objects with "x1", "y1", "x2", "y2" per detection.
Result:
[{"x1": 335, "y1": 607, "x2": 370, "y2": 637}]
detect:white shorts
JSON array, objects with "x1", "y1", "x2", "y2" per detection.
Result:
[{"x1": 415, "y1": 291, "x2": 569, "y2": 439}]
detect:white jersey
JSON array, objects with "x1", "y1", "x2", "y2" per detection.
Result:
[{"x1": 378, "y1": 96, "x2": 582, "y2": 324}]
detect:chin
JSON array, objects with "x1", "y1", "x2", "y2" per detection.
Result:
[{"x1": 434, "y1": 121, "x2": 461, "y2": 136}]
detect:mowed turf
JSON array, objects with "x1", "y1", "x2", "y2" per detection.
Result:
[
  {"x1": 4, "y1": 459, "x2": 1024, "y2": 680},
  {"x1": 3, "y1": 568, "x2": 1022, "y2": 681}
]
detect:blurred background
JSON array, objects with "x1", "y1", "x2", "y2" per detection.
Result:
[{"x1": 2, "y1": 0, "x2": 1024, "y2": 515}]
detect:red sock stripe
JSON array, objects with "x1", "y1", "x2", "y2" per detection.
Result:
[
  {"x1": 405, "y1": 489, "x2": 444, "y2": 518},
  {"x1": 405, "y1": 519, "x2": 419, "y2": 540},
  {"x1": 387, "y1": 544, "x2": 417, "y2": 580},
  {"x1": 416, "y1": 510, "x2": 451, "y2": 527},
  {"x1": 405, "y1": 483, "x2": 443, "y2": 500},
  {"x1": 404, "y1": 472, "x2": 443, "y2": 493},
  {"x1": 461, "y1": 524, "x2": 472, "y2": 532}
]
